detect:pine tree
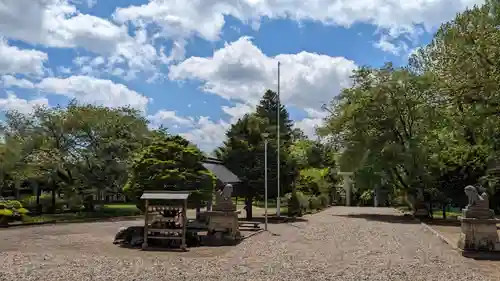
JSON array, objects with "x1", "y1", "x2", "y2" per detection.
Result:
[
  {"x1": 255, "y1": 90, "x2": 294, "y2": 144},
  {"x1": 255, "y1": 90, "x2": 297, "y2": 203}
]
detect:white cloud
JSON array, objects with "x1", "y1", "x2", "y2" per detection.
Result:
[
  {"x1": 36, "y1": 76, "x2": 151, "y2": 111},
  {"x1": 148, "y1": 110, "x2": 194, "y2": 127},
  {"x1": 1, "y1": 75, "x2": 35, "y2": 89},
  {"x1": 294, "y1": 108, "x2": 328, "y2": 138},
  {"x1": 1, "y1": 74, "x2": 152, "y2": 113},
  {"x1": 0, "y1": 92, "x2": 49, "y2": 114},
  {"x1": 221, "y1": 103, "x2": 255, "y2": 124},
  {"x1": 0, "y1": 0, "x2": 167, "y2": 78},
  {"x1": 167, "y1": 37, "x2": 352, "y2": 147},
  {"x1": 169, "y1": 36, "x2": 357, "y2": 109},
  {"x1": 180, "y1": 116, "x2": 229, "y2": 152},
  {"x1": 148, "y1": 109, "x2": 229, "y2": 152},
  {"x1": 115, "y1": 0, "x2": 484, "y2": 56},
  {"x1": 0, "y1": 39, "x2": 47, "y2": 75},
  {"x1": 373, "y1": 36, "x2": 409, "y2": 56},
  {"x1": 168, "y1": 36, "x2": 353, "y2": 142}
]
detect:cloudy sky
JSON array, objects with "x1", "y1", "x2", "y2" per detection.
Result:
[{"x1": 0, "y1": 0, "x2": 484, "y2": 151}]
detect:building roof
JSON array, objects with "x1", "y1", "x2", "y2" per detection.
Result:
[
  {"x1": 202, "y1": 160, "x2": 241, "y2": 184},
  {"x1": 140, "y1": 190, "x2": 191, "y2": 200}
]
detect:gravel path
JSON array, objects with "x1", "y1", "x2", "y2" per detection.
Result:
[{"x1": 0, "y1": 207, "x2": 494, "y2": 281}]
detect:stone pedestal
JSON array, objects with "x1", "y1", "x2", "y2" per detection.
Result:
[
  {"x1": 202, "y1": 184, "x2": 242, "y2": 245},
  {"x1": 204, "y1": 210, "x2": 241, "y2": 245},
  {"x1": 458, "y1": 216, "x2": 500, "y2": 252},
  {"x1": 413, "y1": 207, "x2": 430, "y2": 218},
  {"x1": 339, "y1": 172, "x2": 353, "y2": 206}
]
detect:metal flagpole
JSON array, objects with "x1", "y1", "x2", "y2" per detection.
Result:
[
  {"x1": 264, "y1": 138, "x2": 268, "y2": 231},
  {"x1": 276, "y1": 61, "x2": 281, "y2": 217}
]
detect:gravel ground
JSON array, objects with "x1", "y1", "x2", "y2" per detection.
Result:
[{"x1": 0, "y1": 207, "x2": 495, "y2": 281}]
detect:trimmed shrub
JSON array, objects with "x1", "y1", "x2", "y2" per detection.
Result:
[
  {"x1": 286, "y1": 191, "x2": 309, "y2": 217},
  {"x1": 21, "y1": 193, "x2": 67, "y2": 213},
  {"x1": 0, "y1": 200, "x2": 29, "y2": 225},
  {"x1": 359, "y1": 190, "x2": 373, "y2": 206},
  {"x1": 308, "y1": 196, "x2": 321, "y2": 210},
  {"x1": 318, "y1": 194, "x2": 330, "y2": 208}
]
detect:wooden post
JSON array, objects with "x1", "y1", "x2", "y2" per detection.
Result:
[
  {"x1": 182, "y1": 199, "x2": 187, "y2": 251},
  {"x1": 142, "y1": 199, "x2": 149, "y2": 249}
]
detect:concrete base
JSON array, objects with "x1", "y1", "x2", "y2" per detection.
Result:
[
  {"x1": 414, "y1": 208, "x2": 430, "y2": 218},
  {"x1": 204, "y1": 210, "x2": 242, "y2": 244},
  {"x1": 457, "y1": 216, "x2": 500, "y2": 252}
]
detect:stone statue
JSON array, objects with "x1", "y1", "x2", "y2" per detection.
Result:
[
  {"x1": 464, "y1": 185, "x2": 489, "y2": 209},
  {"x1": 463, "y1": 185, "x2": 494, "y2": 219},
  {"x1": 459, "y1": 184, "x2": 500, "y2": 252},
  {"x1": 213, "y1": 184, "x2": 236, "y2": 211},
  {"x1": 222, "y1": 184, "x2": 233, "y2": 199}
]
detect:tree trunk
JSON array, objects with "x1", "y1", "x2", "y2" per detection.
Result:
[
  {"x1": 195, "y1": 206, "x2": 201, "y2": 220},
  {"x1": 442, "y1": 204, "x2": 447, "y2": 219},
  {"x1": 245, "y1": 195, "x2": 253, "y2": 220},
  {"x1": 51, "y1": 187, "x2": 56, "y2": 214},
  {"x1": 84, "y1": 195, "x2": 95, "y2": 212},
  {"x1": 14, "y1": 179, "x2": 20, "y2": 200}
]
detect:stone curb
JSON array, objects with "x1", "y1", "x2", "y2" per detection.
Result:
[
  {"x1": 242, "y1": 229, "x2": 265, "y2": 240},
  {"x1": 393, "y1": 208, "x2": 461, "y2": 250},
  {"x1": 0, "y1": 220, "x2": 57, "y2": 229},
  {"x1": 419, "y1": 220, "x2": 461, "y2": 251}
]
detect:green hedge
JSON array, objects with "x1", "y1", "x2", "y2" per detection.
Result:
[
  {"x1": 285, "y1": 191, "x2": 333, "y2": 217},
  {"x1": 0, "y1": 200, "x2": 30, "y2": 225},
  {"x1": 21, "y1": 193, "x2": 83, "y2": 213}
]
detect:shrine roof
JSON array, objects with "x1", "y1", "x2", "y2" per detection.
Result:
[{"x1": 140, "y1": 190, "x2": 191, "y2": 200}]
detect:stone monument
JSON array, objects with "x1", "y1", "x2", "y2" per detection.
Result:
[
  {"x1": 457, "y1": 185, "x2": 500, "y2": 252},
  {"x1": 203, "y1": 184, "x2": 241, "y2": 245},
  {"x1": 413, "y1": 188, "x2": 430, "y2": 218}
]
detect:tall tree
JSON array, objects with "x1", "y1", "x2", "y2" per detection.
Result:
[
  {"x1": 321, "y1": 64, "x2": 437, "y2": 209},
  {"x1": 255, "y1": 90, "x2": 297, "y2": 200},
  {"x1": 216, "y1": 114, "x2": 268, "y2": 219},
  {"x1": 124, "y1": 133, "x2": 215, "y2": 210},
  {"x1": 256, "y1": 90, "x2": 294, "y2": 144}
]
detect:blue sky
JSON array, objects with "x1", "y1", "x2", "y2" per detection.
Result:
[{"x1": 0, "y1": 0, "x2": 483, "y2": 151}]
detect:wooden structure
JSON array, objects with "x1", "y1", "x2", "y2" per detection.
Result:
[{"x1": 140, "y1": 190, "x2": 191, "y2": 251}]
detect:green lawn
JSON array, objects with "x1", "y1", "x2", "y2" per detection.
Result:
[
  {"x1": 23, "y1": 201, "x2": 292, "y2": 224},
  {"x1": 103, "y1": 203, "x2": 139, "y2": 210},
  {"x1": 432, "y1": 210, "x2": 461, "y2": 219},
  {"x1": 41, "y1": 203, "x2": 141, "y2": 222}
]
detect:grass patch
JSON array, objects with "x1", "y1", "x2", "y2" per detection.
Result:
[
  {"x1": 103, "y1": 203, "x2": 138, "y2": 210},
  {"x1": 22, "y1": 215, "x2": 54, "y2": 224},
  {"x1": 43, "y1": 204, "x2": 141, "y2": 222},
  {"x1": 432, "y1": 210, "x2": 461, "y2": 219}
]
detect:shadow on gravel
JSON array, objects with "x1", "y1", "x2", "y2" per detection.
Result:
[
  {"x1": 239, "y1": 216, "x2": 308, "y2": 224},
  {"x1": 421, "y1": 218, "x2": 461, "y2": 227},
  {"x1": 462, "y1": 251, "x2": 500, "y2": 261},
  {"x1": 332, "y1": 214, "x2": 420, "y2": 224}
]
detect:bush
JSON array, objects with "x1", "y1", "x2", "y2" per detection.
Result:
[
  {"x1": 286, "y1": 191, "x2": 308, "y2": 217},
  {"x1": 318, "y1": 194, "x2": 330, "y2": 208},
  {"x1": 21, "y1": 193, "x2": 67, "y2": 213},
  {"x1": 0, "y1": 200, "x2": 29, "y2": 225},
  {"x1": 359, "y1": 190, "x2": 373, "y2": 206},
  {"x1": 308, "y1": 196, "x2": 321, "y2": 210}
]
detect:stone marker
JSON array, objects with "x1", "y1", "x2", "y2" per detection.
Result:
[
  {"x1": 458, "y1": 185, "x2": 500, "y2": 252},
  {"x1": 203, "y1": 184, "x2": 241, "y2": 245}
]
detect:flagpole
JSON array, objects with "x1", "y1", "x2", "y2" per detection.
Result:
[{"x1": 276, "y1": 61, "x2": 281, "y2": 217}]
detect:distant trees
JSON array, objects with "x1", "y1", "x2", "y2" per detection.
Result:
[
  {"x1": 123, "y1": 133, "x2": 216, "y2": 210},
  {"x1": 319, "y1": 1, "x2": 500, "y2": 213},
  {"x1": 216, "y1": 90, "x2": 340, "y2": 219}
]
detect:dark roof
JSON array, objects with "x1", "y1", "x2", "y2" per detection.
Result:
[
  {"x1": 140, "y1": 190, "x2": 191, "y2": 200},
  {"x1": 202, "y1": 159, "x2": 241, "y2": 184},
  {"x1": 203, "y1": 156, "x2": 224, "y2": 164}
]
